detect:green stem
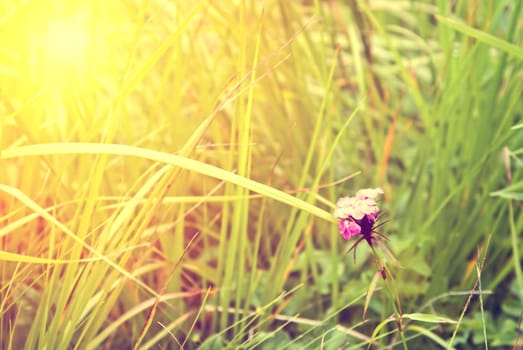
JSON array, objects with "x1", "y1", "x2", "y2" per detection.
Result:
[{"x1": 370, "y1": 245, "x2": 407, "y2": 349}]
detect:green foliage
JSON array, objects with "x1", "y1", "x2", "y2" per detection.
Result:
[{"x1": 0, "y1": 0, "x2": 522, "y2": 348}]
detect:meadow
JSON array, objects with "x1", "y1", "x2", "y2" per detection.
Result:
[{"x1": 0, "y1": 0, "x2": 522, "y2": 349}]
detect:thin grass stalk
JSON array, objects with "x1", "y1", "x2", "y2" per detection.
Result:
[{"x1": 268, "y1": 13, "x2": 338, "y2": 307}]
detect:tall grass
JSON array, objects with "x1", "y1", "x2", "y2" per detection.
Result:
[{"x1": 0, "y1": 0, "x2": 522, "y2": 348}]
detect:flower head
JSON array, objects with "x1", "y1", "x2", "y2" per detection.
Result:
[
  {"x1": 334, "y1": 188, "x2": 383, "y2": 240},
  {"x1": 334, "y1": 187, "x2": 398, "y2": 266}
]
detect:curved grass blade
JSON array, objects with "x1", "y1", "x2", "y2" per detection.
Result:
[{"x1": 1, "y1": 143, "x2": 336, "y2": 223}]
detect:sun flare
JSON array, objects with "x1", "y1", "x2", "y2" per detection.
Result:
[{"x1": 45, "y1": 20, "x2": 90, "y2": 67}]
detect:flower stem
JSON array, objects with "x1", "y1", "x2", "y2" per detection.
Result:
[{"x1": 369, "y1": 246, "x2": 406, "y2": 348}]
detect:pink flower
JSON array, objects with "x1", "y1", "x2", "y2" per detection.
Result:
[
  {"x1": 335, "y1": 188, "x2": 397, "y2": 265},
  {"x1": 339, "y1": 219, "x2": 362, "y2": 240},
  {"x1": 334, "y1": 188, "x2": 383, "y2": 240}
]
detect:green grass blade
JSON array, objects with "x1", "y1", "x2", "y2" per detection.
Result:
[
  {"x1": 436, "y1": 15, "x2": 523, "y2": 60},
  {"x1": 1, "y1": 143, "x2": 336, "y2": 223}
]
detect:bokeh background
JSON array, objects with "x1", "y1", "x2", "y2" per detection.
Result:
[{"x1": 0, "y1": 1, "x2": 522, "y2": 348}]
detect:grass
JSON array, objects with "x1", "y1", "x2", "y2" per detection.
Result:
[{"x1": 0, "y1": 0, "x2": 522, "y2": 348}]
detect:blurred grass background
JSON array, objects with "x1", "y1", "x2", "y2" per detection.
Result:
[{"x1": 0, "y1": 0, "x2": 522, "y2": 348}]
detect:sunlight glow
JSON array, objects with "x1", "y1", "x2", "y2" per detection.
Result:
[{"x1": 45, "y1": 20, "x2": 90, "y2": 67}]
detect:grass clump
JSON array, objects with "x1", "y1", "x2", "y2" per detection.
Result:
[{"x1": 0, "y1": 0, "x2": 522, "y2": 348}]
